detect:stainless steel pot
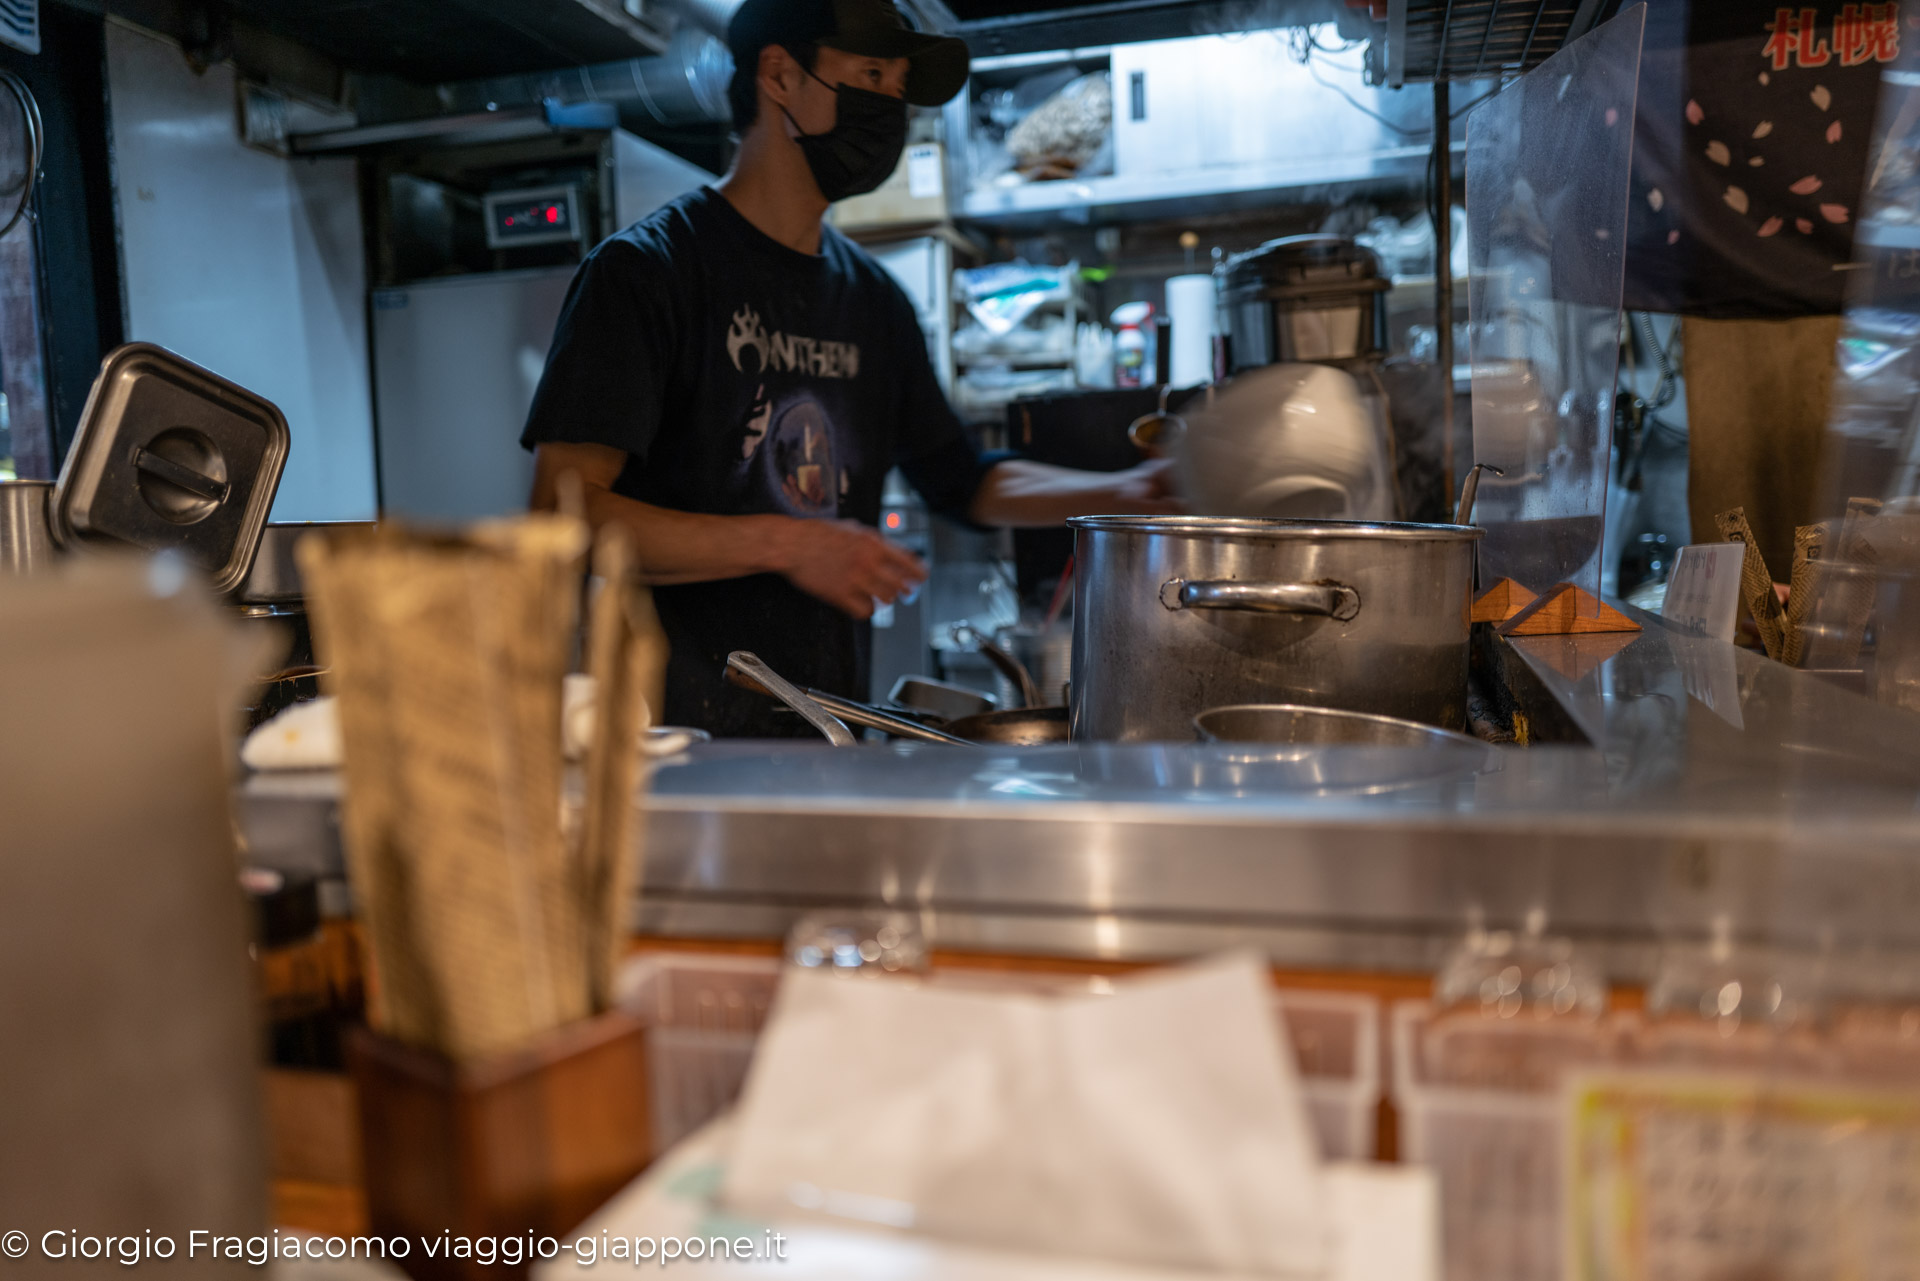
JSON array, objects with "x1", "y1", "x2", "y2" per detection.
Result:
[
  {"x1": 0, "y1": 479, "x2": 56, "y2": 573},
  {"x1": 1069, "y1": 515, "x2": 1481, "y2": 741}
]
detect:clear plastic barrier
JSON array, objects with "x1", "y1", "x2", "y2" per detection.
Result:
[
  {"x1": 1806, "y1": 52, "x2": 1920, "y2": 709},
  {"x1": 1468, "y1": 5, "x2": 1647, "y2": 615}
]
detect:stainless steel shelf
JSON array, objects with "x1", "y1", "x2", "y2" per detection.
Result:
[
  {"x1": 956, "y1": 142, "x2": 1463, "y2": 230},
  {"x1": 1383, "y1": 0, "x2": 1617, "y2": 88}
]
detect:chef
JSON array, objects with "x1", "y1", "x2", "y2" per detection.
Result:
[{"x1": 522, "y1": 0, "x2": 1174, "y2": 737}]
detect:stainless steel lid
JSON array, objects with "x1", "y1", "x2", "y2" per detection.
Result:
[
  {"x1": 53, "y1": 344, "x2": 290, "y2": 595},
  {"x1": 1068, "y1": 515, "x2": 1482, "y2": 541}
]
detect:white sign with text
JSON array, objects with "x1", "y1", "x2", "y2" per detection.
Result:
[{"x1": 1663, "y1": 542, "x2": 1745, "y2": 643}]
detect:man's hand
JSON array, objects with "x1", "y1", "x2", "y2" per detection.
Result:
[
  {"x1": 532, "y1": 443, "x2": 922, "y2": 613},
  {"x1": 776, "y1": 519, "x2": 928, "y2": 620},
  {"x1": 1106, "y1": 457, "x2": 1183, "y2": 515},
  {"x1": 968, "y1": 457, "x2": 1187, "y2": 527}
]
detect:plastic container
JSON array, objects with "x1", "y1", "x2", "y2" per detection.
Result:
[
  {"x1": 1391, "y1": 1001, "x2": 1631, "y2": 1281},
  {"x1": 1278, "y1": 986, "x2": 1381, "y2": 1162},
  {"x1": 617, "y1": 953, "x2": 1379, "y2": 1162}
]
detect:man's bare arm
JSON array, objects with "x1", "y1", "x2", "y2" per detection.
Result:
[
  {"x1": 967, "y1": 457, "x2": 1182, "y2": 528},
  {"x1": 530, "y1": 441, "x2": 925, "y2": 619}
]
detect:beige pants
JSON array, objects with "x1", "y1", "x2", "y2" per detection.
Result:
[{"x1": 1682, "y1": 314, "x2": 1840, "y2": 581}]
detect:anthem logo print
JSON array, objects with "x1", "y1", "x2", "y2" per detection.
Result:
[
  {"x1": 725, "y1": 306, "x2": 860, "y2": 379},
  {"x1": 727, "y1": 306, "x2": 771, "y2": 374}
]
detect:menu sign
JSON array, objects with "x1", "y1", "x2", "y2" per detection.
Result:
[{"x1": 1663, "y1": 541, "x2": 1746, "y2": 641}]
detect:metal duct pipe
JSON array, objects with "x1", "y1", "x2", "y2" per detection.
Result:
[
  {"x1": 663, "y1": 0, "x2": 744, "y2": 38},
  {"x1": 436, "y1": 26, "x2": 735, "y2": 127},
  {"x1": 427, "y1": 0, "x2": 948, "y2": 131}
]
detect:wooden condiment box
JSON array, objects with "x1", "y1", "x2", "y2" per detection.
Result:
[{"x1": 347, "y1": 1011, "x2": 650, "y2": 1280}]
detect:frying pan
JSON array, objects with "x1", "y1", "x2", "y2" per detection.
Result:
[
  {"x1": 813, "y1": 687, "x2": 1070, "y2": 746},
  {"x1": 726, "y1": 651, "x2": 1069, "y2": 746}
]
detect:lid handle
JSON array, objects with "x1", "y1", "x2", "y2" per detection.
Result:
[{"x1": 134, "y1": 447, "x2": 229, "y2": 504}]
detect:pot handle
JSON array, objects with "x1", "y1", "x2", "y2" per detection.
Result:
[{"x1": 1161, "y1": 578, "x2": 1361, "y2": 622}]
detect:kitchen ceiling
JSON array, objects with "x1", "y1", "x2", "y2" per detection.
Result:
[
  {"x1": 210, "y1": 0, "x2": 669, "y2": 82},
  {"x1": 947, "y1": 0, "x2": 1113, "y2": 16},
  {"x1": 210, "y1": 0, "x2": 1373, "y2": 81},
  {"x1": 203, "y1": 0, "x2": 1379, "y2": 85}
]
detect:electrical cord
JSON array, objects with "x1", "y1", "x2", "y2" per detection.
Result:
[
  {"x1": 1305, "y1": 58, "x2": 1431, "y2": 137},
  {"x1": 1448, "y1": 85, "x2": 1504, "y2": 121},
  {"x1": 1635, "y1": 311, "x2": 1679, "y2": 410},
  {"x1": 1273, "y1": 26, "x2": 1430, "y2": 140},
  {"x1": 1615, "y1": 314, "x2": 1688, "y2": 488}
]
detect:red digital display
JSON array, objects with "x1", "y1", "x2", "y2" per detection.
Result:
[{"x1": 489, "y1": 190, "x2": 577, "y2": 246}]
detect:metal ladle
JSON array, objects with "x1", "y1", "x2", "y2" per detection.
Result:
[
  {"x1": 1126, "y1": 384, "x2": 1188, "y2": 457},
  {"x1": 1454, "y1": 462, "x2": 1505, "y2": 526}
]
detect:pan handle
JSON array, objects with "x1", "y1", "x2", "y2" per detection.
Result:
[
  {"x1": 1161, "y1": 578, "x2": 1361, "y2": 622},
  {"x1": 949, "y1": 622, "x2": 1042, "y2": 709},
  {"x1": 799, "y1": 688, "x2": 975, "y2": 745},
  {"x1": 725, "y1": 651, "x2": 857, "y2": 747}
]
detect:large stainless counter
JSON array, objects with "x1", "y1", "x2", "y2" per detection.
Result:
[{"x1": 238, "y1": 611, "x2": 1920, "y2": 981}]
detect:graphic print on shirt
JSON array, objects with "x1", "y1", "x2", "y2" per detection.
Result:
[
  {"x1": 726, "y1": 306, "x2": 861, "y2": 379},
  {"x1": 728, "y1": 308, "x2": 858, "y2": 518},
  {"x1": 752, "y1": 392, "x2": 840, "y2": 516}
]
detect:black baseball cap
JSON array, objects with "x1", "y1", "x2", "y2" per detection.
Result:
[{"x1": 727, "y1": 0, "x2": 972, "y2": 108}]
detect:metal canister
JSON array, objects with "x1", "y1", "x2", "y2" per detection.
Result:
[
  {"x1": 0, "y1": 479, "x2": 56, "y2": 573},
  {"x1": 1218, "y1": 235, "x2": 1391, "y2": 371}
]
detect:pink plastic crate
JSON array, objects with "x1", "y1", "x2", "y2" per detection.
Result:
[{"x1": 616, "y1": 952, "x2": 1380, "y2": 1161}]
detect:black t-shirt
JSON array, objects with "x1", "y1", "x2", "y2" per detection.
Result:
[{"x1": 521, "y1": 187, "x2": 988, "y2": 738}]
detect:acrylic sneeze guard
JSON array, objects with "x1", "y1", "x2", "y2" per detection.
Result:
[
  {"x1": 1805, "y1": 38, "x2": 1920, "y2": 709},
  {"x1": 1467, "y1": 5, "x2": 1646, "y2": 617}
]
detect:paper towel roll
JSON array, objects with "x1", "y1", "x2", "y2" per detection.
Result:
[{"x1": 1165, "y1": 274, "x2": 1217, "y2": 388}]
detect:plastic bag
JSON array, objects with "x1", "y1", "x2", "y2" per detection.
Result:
[{"x1": 955, "y1": 261, "x2": 1076, "y2": 336}]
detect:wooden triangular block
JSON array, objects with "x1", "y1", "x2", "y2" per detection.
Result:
[
  {"x1": 1520, "y1": 631, "x2": 1639, "y2": 682},
  {"x1": 1471, "y1": 578, "x2": 1537, "y2": 623},
  {"x1": 1496, "y1": 583, "x2": 1642, "y2": 636}
]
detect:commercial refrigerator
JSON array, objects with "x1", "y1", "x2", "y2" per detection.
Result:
[{"x1": 372, "y1": 129, "x2": 711, "y2": 522}]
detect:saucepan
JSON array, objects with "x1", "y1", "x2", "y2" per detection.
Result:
[
  {"x1": 1185, "y1": 703, "x2": 1490, "y2": 794},
  {"x1": 726, "y1": 652, "x2": 1069, "y2": 746},
  {"x1": 1194, "y1": 703, "x2": 1485, "y2": 751},
  {"x1": 887, "y1": 674, "x2": 995, "y2": 722},
  {"x1": 878, "y1": 635, "x2": 1067, "y2": 743}
]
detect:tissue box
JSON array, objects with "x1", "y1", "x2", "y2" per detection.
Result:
[{"x1": 348, "y1": 1011, "x2": 650, "y2": 1280}]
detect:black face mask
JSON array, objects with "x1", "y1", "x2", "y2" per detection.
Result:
[{"x1": 781, "y1": 67, "x2": 908, "y2": 203}]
